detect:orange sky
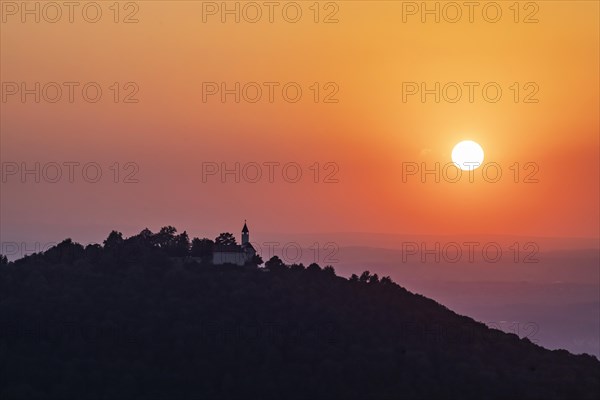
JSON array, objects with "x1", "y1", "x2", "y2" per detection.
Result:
[{"x1": 1, "y1": 0, "x2": 599, "y2": 243}]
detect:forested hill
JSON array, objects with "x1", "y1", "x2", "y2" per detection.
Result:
[{"x1": 0, "y1": 230, "x2": 599, "y2": 399}]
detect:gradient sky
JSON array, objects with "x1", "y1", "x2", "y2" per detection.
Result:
[{"x1": 1, "y1": 1, "x2": 599, "y2": 245}]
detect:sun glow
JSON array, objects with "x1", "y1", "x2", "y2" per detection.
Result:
[{"x1": 452, "y1": 140, "x2": 485, "y2": 171}]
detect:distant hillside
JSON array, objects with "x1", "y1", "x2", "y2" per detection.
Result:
[{"x1": 0, "y1": 229, "x2": 598, "y2": 400}]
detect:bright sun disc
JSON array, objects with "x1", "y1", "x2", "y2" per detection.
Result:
[{"x1": 452, "y1": 140, "x2": 484, "y2": 171}]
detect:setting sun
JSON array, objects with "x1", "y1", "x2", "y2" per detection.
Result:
[{"x1": 452, "y1": 140, "x2": 485, "y2": 171}]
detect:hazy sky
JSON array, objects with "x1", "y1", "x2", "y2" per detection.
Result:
[{"x1": 1, "y1": 1, "x2": 599, "y2": 245}]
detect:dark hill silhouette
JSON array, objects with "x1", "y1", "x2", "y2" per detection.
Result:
[{"x1": 0, "y1": 228, "x2": 598, "y2": 400}]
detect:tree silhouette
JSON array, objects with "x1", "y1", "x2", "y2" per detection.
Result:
[
  {"x1": 359, "y1": 270, "x2": 371, "y2": 283},
  {"x1": 44, "y1": 239, "x2": 84, "y2": 264},
  {"x1": 154, "y1": 226, "x2": 177, "y2": 248},
  {"x1": 265, "y1": 255, "x2": 285, "y2": 271},
  {"x1": 251, "y1": 254, "x2": 264, "y2": 266},
  {"x1": 215, "y1": 232, "x2": 237, "y2": 246},
  {"x1": 291, "y1": 263, "x2": 305, "y2": 271},
  {"x1": 191, "y1": 238, "x2": 214, "y2": 259},
  {"x1": 323, "y1": 265, "x2": 336, "y2": 276},
  {"x1": 103, "y1": 230, "x2": 124, "y2": 249},
  {"x1": 368, "y1": 273, "x2": 380, "y2": 284},
  {"x1": 139, "y1": 228, "x2": 154, "y2": 240},
  {"x1": 307, "y1": 263, "x2": 321, "y2": 272},
  {"x1": 171, "y1": 231, "x2": 191, "y2": 257}
]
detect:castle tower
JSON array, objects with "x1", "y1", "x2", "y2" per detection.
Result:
[{"x1": 241, "y1": 220, "x2": 249, "y2": 245}]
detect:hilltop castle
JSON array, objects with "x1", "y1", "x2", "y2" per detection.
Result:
[{"x1": 212, "y1": 221, "x2": 256, "y2": 266}]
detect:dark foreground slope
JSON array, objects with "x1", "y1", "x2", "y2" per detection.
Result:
[{"x1": 0, "y1": 244, "x2": 598, "y2": 400}]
